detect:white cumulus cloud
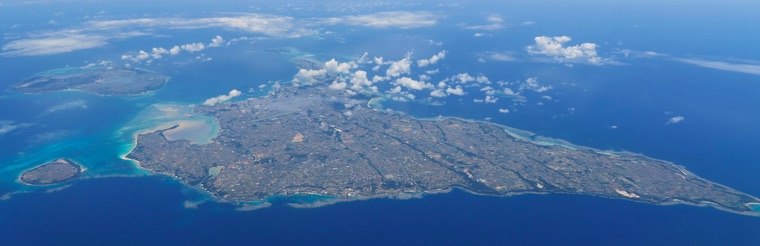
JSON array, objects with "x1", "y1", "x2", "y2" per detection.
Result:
[
  {"x1": 293, "y1": 68, "x2": 327, "y2": 84},
  {"x1": 208, "y1": 35, "x2": 225, "y2": 47},
  {"x1": 446, "y1": 86, "x2": 465, "y2": 96},
  {"x1": 527, "y1": 36, "x2": 604, "y2": 64},
  {"x1": 430, "y1": 89, "x2": 447, "y2": 97},
  {"x1": 417, "y1": 50, "x2": 447, "y2": 67},
  {"x1": 325, "y1": 59, "x2": 357, "y2": 74},
  {"x1": 519, "y1": 77, "x2": 552, "y2": 93},
  {"x1": 203, "y1": 89, "x2": 242, "y2": 106},
  {"x1": 394, "y1": 77, "x2": 433, "y2": 90},
  {"x1": 181, "y1": 42, "x2": 206, "y2": 52},
  {"x1": 385, "y1": 53, "x2": 413, "y2": 78}
]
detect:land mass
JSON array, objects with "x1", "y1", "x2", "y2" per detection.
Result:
[
  {"x1": 127, "y1": 84, "x2": 760, "y2": 216},
  {"x1": 19, "y1": 159, "x2": 83, "y2": 185},
  {"x1": 11, "y1": 67, "x2": 169, "y2": 96}
]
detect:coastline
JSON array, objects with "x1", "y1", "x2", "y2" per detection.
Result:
[
  {"x1": 119, "y1": 85, "x2": 760, "y2": 216},
  {"x1": 16, "y1": 158, "x2": 86, "y2": 186}
]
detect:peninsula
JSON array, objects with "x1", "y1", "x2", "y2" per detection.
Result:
[
  {"x1": 127, "y1": 84, "x2": 760, "y2": 216},
  {"x1": 19, "y1": 159, "x2": 83, "y2": 185},
  {"x1": 11, "y1": 67, "x2": 169, "y2": 96}
]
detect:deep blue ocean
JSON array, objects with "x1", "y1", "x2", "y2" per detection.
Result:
[
  {"x1": 2, "y1": 1, "x2": 760, "y2": 245},
  {"x1": 2, "y1": 176, "x2": 760, "y2": 246}
]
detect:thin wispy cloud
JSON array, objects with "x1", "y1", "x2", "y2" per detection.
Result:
[
  {"x1": 0, "y1": 120, "x2": 33, "y2": 137},
  {"x1": 619, "y1": 49, "x2": 760, "y2": 76},
  {"x1": 83, "y1": 14, "x2": 311, "y2": 38},
  {"x1": 667, "y1": 116, "x2": 685, "y2": 124},
  {"x1": 323, "y1": 11, "x2": 442, "y2": 29},
  {"x1": 464, "y1": 15, "x2": 505, "y2": 31},
  {"x1": 2, "y1": 33, "x2": 109, "y2": 56},
  {"x1": 43, "y1": 100, "x2": 88, "y2": 114},
  {"x1": 674, "y1": 58, "x2": 760, "y2": 76},
  {"x1": 481, "y1": 51, "x2": 518, "y2": 62},
  {"x1": 3, "y1": 11, "x2": 444, "y2": 57},
  {"x1": 2, "y1": 14, "x2": 312, "y2": 57}
]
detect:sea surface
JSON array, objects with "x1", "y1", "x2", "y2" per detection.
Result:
[{"x1": 1, "y1": 48, "x2": 759, "y2": 245}]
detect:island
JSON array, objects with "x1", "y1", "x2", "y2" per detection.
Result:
[
  {"x1": 19, "y1": 159, "x2": 83, "y2": 185},
  {"x1": 11, "y1": 67, "x2": 169, "y2": 96},
  {"x1": 127, "y1": 84, "x2": 760, "y2": 216}
]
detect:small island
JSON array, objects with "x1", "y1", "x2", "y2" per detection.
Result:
[
  {"x1": 19, "y1": 159, "x2": 83, "y2": 185},
  {"x1": 11, "y1": 67, "x2": 169, "y2": 96}
]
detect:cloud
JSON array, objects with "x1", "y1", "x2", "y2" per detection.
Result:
[
  {"x1": 498, "y1": 109, "x2": 510, "y2": 113},
  {"x1": 44, "y1": 100, "x2": 88, "y2": 114},
  {"x1": 620, "y1": 49, "x2": 760, "y2": 76},
  {"x1": 430, "y1": 89, "x2": 447, "y2": 97},
  {"x1": 474, "y1": 95, "x2": 498, "y2": 104},
  {"x1": 476, "y1": 75, "x2": 491, "y2": 84},
  {"x1": 4, "y1": 11, "x2": 439, "y2": 57},
  {"x1": 203, "y1": 89, "x2": 242, "y2": 106},
  {"x1": 0, "y1": 121, "x2": 22, "y2": 135},
  {"x1": 527, "y1": 36, "x2": 604, "y2": 64},
  {"x1": 394, "y1": 77, "x2": 433, "y2": 90},
  {"x1": 417, "y1": 50, "x2": 447, "y2": 67},
  {"x1": 208, "y1": 35, "x2": 225, "y2": 47},
  {"x1": 169, "y1": 46, "x2": 181, "y2": 55},
  {"x1": 325, "y1": 59, "x2": 357, "y2": 74},
  {"x1": 385, "y1": 53, "x2": 413, "y2": 78},
  {"x1": 32, "y1": 130, "x2": 72, "y2": 143},
  {"x1": 87, "y1": 14, "x2": 311, "y2": 38},
  {"x1": 465, "y1": 15, "x2": 505, "y2": 31},
  {"x1": 329, "y1": 80, "x2": 348, "y2": 90},
  {"x1": 121, "y1": 36, "x2": 229, "y2": 63},
  {"x1": 487, "y1": 16, "x2": 504, "y2": 23},
  {"x1": 486, "y1": 95, "x2": 499, "y2": 103},
  {"x1": 294, "y1": 68, "x2": 327, "y2": 84},
  {"x1": 349, "y1": 70, "x2": 376, "y2": 92},
  {"x1": 286, "y1": 51, "x2": 544, "y2": 109},
  {"x1": 294, "y1": 58, "x2": 364, "y2": 87},
  {"x1": 446, "y1": 86, "x2": 465, "y2": 96},
  {"x1": 1, "y1": 34, "x2": 109, "y2": 56},
  {"x1": 519, "y1": 77, "x2": 552, "y2": 93},
  {"x1": 449, "y1": 73, "x2": 490, "y2": 86},
  {"x1": 181, "y1": 42, "x2": 206, "y2": 52},
  {"x1": 667, "y1": 116, "x2": 685, "y2": 124},
  {"x1": 3, "y1": 13, "x2": 313, "y2": 57},
  {"x1": 675, "y1": 58, "x2": 760, "y2": 76},
  {"x1": 484, "y1": 51, "x2": 517, "y2": 62},
  {"x1": 425, "y1": 39, "x2": 443, "y2": 46},
  {"x1": 326, "y1": 11, "x2": 442, "y2": 29},
  {"x1": 453, "y1": 73, "x2": 475, "y2": 84}
]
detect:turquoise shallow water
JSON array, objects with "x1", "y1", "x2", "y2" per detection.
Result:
[
  {"x1": 0, "y1": 44, "x2": 300, "y2": 198},
  {"x1": 749, "y1": 203, "x2": 760, "y2": 212}
]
